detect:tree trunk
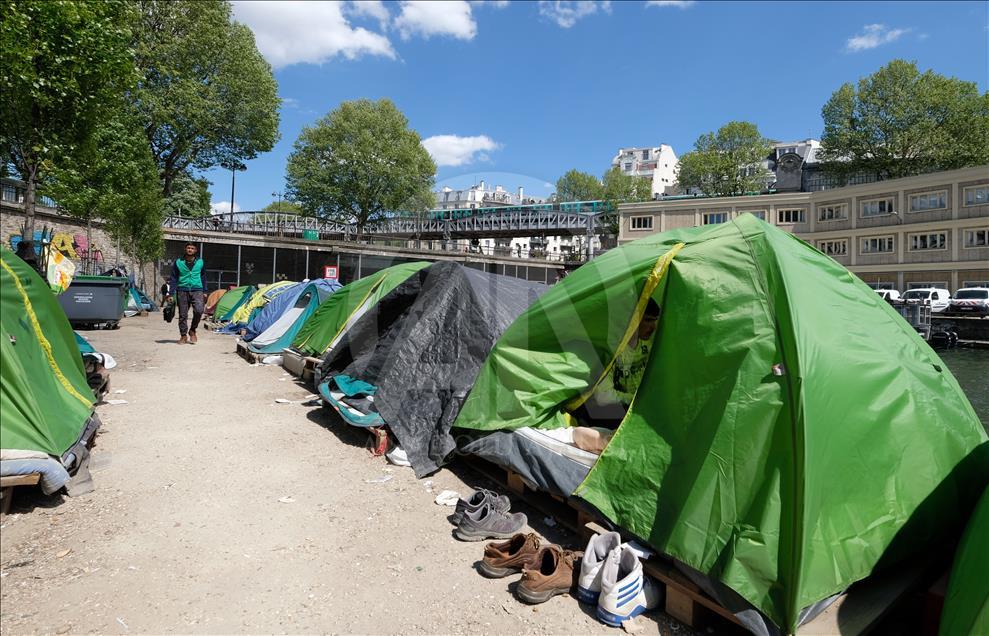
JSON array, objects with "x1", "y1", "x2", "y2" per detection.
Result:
[
  {"x1": 22, "y1": 161, "x2": 38, "y2": 240},
  {"x1": 86, "y1": 216, "x2": 94, "y2": 275}
]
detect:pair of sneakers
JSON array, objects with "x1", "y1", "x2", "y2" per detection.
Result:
[
  {"x1": 578, "y1": 531, "x2": 663, "y2": 627},
  {"x1": 452, "y1": 489, "x2": 527, "y2": 541}
]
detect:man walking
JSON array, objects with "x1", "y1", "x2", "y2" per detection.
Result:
[{"x1": 166, "y1": 242, "x2": 207, "y2": 344}]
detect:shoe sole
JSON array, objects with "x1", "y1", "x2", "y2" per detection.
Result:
[
  {"x1": 516, "y1": 585, "x2": 568, "y2": 605},
  {"x1": 477, "y1": 562, "x2": 520, "y2": 578},
  {"x1": 454, "y1": 527, "x2": 519, "y2": 542},
  {"x1": 576, "y1": 585, "x2": 600, "y2": 605},
  {"x1": 596, "y1": 603, "x2": 648, "y2": 627}
]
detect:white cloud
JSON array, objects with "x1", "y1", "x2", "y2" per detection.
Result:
[
  {"x1": 345, "y1": 0, "x2": 390, "y2": 29},
  {"x1": 232, "y1": 1, "x2": 395, "y2": 68},
  {"x1": 210, "y1": 201, "x2": 242, "y2": 215},
  {"x1": 422, "y1": 135, "x2": 501, "y2": 166},
  {"x1": 394, "y1": 1, "x2": 477, "y2": 40},
  {"x1": 645, "y1": 0, "x2": 695, "y2": 7},
  {"x1": 538, "y1": 1, "x2": 611, "y2": 28},
  {"x1": 845, "y1": 24, "x2": 910, "y2": 52},
  {"x1": 472, "y1": 0, "x2": 510, "y2": 7}
]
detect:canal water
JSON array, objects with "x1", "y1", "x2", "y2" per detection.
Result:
[{"x1": 939, "y1": 348, "x2": 989, "y2": 431}]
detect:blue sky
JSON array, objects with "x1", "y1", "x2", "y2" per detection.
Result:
[{"x1": 204, "y1": 0, "x2": 989, "y2": 213}]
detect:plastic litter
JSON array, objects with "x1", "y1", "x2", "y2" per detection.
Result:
[
  {"x1": 278, "y1": 496, "x2": 296, "y2": 503},
  {"x1": 543, "y1": 517, "x2": 557, "y2": 528},
  {"x1": 261, "y1": 355, "x2": 284, "y2": 365},
  {"x1": 434, "y1": 490, "x2": 460, "y2": 506},
  {"x1": 113, "y1": 389, "x2": 127, "y2": 394},
  {"x1": 365, "y1": 475, "x2": 393, "y2": 484},
  {"x1": 274, "y1": 398, "x2": 291, "y2": 404},
  {"x1": 105, "y1": 399, "x2": 128, "y2": 405}
]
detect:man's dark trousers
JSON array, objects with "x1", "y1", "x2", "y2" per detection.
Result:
[{"x1": 177, "y1": 290, "x2": 205, "y2": 336}]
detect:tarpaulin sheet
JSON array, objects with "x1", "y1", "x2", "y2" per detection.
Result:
[
  {"x1": 940, "y1": 486, "x2": 989, "y2": 636},
  {"x1": 454, "y1": 214, "x2": 988, "y2": 632},
  {"x1": 319, "y1": 261, "x2": 546, "y2": 477}
]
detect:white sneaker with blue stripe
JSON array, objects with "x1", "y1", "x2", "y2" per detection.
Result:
[
  {"x1": 577, "y1": 531, "x2": 621, "y2": 605},
  {"x1": 596, "y1": 544, "x2": 662, "y2": 627}
]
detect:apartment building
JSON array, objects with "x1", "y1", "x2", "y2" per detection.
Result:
[
  {"x1": 618, "y1": 165, "x2": 989, "y2": 291},
  {"x1": 435, "y1": 181, "x2": 542, "y2": 210},
  {"x1": 611, "y1": 145, "x2": 679, "y2": 197}
]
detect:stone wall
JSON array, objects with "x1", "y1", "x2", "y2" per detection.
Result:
[{"x1": 1, "y1": 207, "x2": 158, "y2": 293}]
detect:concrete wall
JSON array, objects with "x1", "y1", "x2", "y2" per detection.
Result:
[{"x1": 1, "y1": 208, "x2": 157, "y2": 292}]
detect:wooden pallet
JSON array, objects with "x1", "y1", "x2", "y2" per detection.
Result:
[
  {"x1": 0, "y1": 474, "x2": 40, "y2": 517},
  {"x1": 282, "y1": 350, "x2": 321, "y2": 383},
  {"x1": 235, "y1": 340, "x2": 262, "y2": 364}
]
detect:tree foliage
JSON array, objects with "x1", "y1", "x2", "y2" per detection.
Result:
[
  {"x1": 134, "y1": 0, "x2": 280, "y2": 195},
  {"x1": 162, "y1": 171, "x2": 212, "y2": 218},
  {"x1": 819, "y1": 60, "x2": 989, "y2": 180},
  {"x1": 0, "y1": 0, "x2": 138, "y2": 237},
  {"x1": 676, "y1": 121, "x2": 772, "y2": 197},
  {"x1": 262, "y1": 200, "x2": 303, "y2": 214},
  {"x1": 555, "y1": 169, "x2": 603, "y2": 202},
  {"x1": 286, "y1": 99, "x2": 436, "y2": 237},
  {"x1": 602, "y1": 166, "x2": 653, "y2": 206}
]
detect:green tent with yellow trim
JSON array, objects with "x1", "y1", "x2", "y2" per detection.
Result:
[
  {"x1": 454, "y1": 214, "x2": 988, "y2": 633},
  {"x1": 291, "y1": 262, "x2": 430, "y2": 357},
  {"x1": 1, "y1": 247, "x2": 96, "y2": 456}
]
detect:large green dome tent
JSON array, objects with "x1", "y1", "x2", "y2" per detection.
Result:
[
  {"x1": 940, "y1": 486, "x2": 989, "y2": 636},
  {"x1": 454, "y1": 214, "x2": 988, "y2": 633},
  {"x1": 1, "y1": 247, "x2": 98, "y2": 458}
]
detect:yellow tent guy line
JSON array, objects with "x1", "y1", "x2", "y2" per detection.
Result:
[
  {"x1": 566, "y1": 242, "x2": 684, "y2": 413},
  {"x1": 1, "y1": 256, "x2": 92, "y2": 408}
]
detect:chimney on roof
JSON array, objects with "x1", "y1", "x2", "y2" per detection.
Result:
[
  {"x1": 518, "y1": 186, "x2": 524, "y2": 200},
  {"x1": 479, "y1": 179, "x2": 485, "y2": 190}
]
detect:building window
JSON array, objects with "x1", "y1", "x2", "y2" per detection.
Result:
[
  {"x1": 777, "y1": 209, "x2": 805, "y2": 224},
  {"x1": 963, "y1": 185, "x2": 989, "y2": 206},
  {"x1": 907, "y1": 282, "x2": 947, "y2": 290},
  {"x1": 641, "y1": 149, "x2": 650, "y2": 160},
  {"x1": 817, "y1": 204, "x2": 847, "y2": 222},
  {"x1": 962, "y1": 280, "x2": 989, "y2": 288},
  {"x1": 746, "y1": 210, "x2": 767, "y2": 220},
  {"x1": 860, "y1": 197, "x2": 895, "y2": 217},
  {"x1": 702, "y1": 212, "x2": 729, "y2": 225},
  {"x1": 860, "y1": 236, "x2": 895, "y2": 254},
  {"x1": 630, "y1": 216, "x2": 653, "y2": 231},
  {"x1": 623, "y1": 162, "x2": 633, "y2": 171},
  {"x1": 908, "y1": 232, "x2": 948, "y2": 251},
  {"x1": 817, "y1": 239, "x2": 848, "y2": 257},
  {"x1": 963, "y1": 228, "x2": 988, "y2": 248},
  {"x1": 868, "y1": 281, "x2": 896, "y2": 290},
  {"x1": 909, "y1": 190, "x2": 947, "y2": 212}
]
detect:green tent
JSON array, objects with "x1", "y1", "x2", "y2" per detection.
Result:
[
  {"x1": 455, "y1": 214, "x2": 988, "y2": 632},
  {"x1": 214, "y1": 285, "x2": 256, "y2": 322},
  {"x1": 291, "y1": 262, "x2": 430, "y2": 357},
  {"x1": 247, "y1": 279, "x2": 342, "y2": 355},
  {"x1": 940, "y1": 486, "x2": 989, "y2": 636},
  {"x1": 1, "y1": 247, "x2": 95, "y2": 456}
]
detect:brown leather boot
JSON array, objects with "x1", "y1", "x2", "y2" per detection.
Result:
[
  {"x1": 516, "y1": 545, "x2": 581, "y2": 604},
  {"x1": 479, "y1": 533, "x2": 541, "y2": 578},
  {"x1": 178, "y1": 335, "x2": 188, "y2": 345},
  {"x1": 189, "y1": 330, "x2": 198, "y2": 344}
]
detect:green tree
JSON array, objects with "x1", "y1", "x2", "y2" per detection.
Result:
[
  {"x1": 45, "y1": 107, "x2": 163, "y2": 268},
  {"x1": 262, "y1": 200, "x2": 303, "y2": 214},
  {"x1": 0, "y1": 0, "x2": 138, "y2": 240},
  {"x1": 134, "y1": 0, "x2": 280, "y2": 196},
  {"x1": 555, "y1": 169, "x2": 604, "y2": 202},
  {"x1": 676, "y1": 121, "x2": 772, "y2": 197},
  {"x1": 161, "y1": 171, "x2": 212, "y2": 218},
  {"x1": 602, "y1": 166, "x2": 653, "y2": 205},
  {"x1": 285, "y1": 99, "x2": 436, "y2": 239},
  {"x1": 819, "y1": 60, "x2": 989, "y2": 180}
]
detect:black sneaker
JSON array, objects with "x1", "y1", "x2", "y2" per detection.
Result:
[{"x1": 452, "y1": 489, "x2": 511, "y2": 525}]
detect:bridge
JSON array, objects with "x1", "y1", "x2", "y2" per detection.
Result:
[{"x1": 167, "y1": 200, "x2": 617, "y2": 241}]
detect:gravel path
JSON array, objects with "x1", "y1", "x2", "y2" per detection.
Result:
[{"x1": 1, "y1": 316, "x2": 684, "y2": 635}]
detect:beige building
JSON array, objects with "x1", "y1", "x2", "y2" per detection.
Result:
[{"x1": 618, "y1": 165, "x2": 989, "y2": 291}]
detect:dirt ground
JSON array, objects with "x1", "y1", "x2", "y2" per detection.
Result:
[{"x1": 1, "y1": 316, "x2": 687, "y2": 635}]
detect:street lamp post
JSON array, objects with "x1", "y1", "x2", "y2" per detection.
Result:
[
  {"x1": 221, "y1": 160, "x2": 247, "y2": 225},
  {"x1": 272, "y1": 191, "x2": 283, "y2": 236}
]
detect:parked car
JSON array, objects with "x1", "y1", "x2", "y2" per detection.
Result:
[
  {"x1": 902, "y1": 288, "x2": 951, "y2": 313},
  {"x1": 948, "y1": 288, "x2": 989, "y2": 316},
  {"x1": 875, "y1": 289, "x2": 902, "y2": 302}
]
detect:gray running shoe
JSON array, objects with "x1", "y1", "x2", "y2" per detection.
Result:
[
  {"x1": 455, "y1": 503, "x2": 527, "y2": 542},
  {"x1": 452, "y1": 489, "x2": 511, "y2": 525}
]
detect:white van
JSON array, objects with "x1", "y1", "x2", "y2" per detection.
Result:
[
  {"x1": 902, "y1": 288, "x2": 951, "y2": 313},
  {"x1": 875, "y1": 289, "x2": 902, "y2": 302}
]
